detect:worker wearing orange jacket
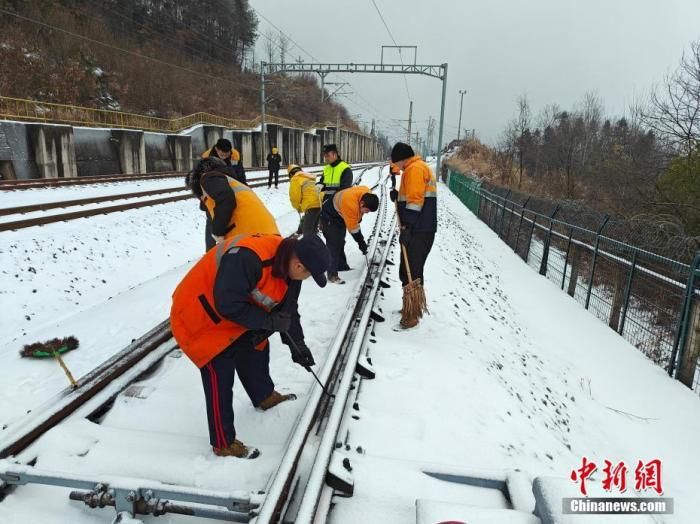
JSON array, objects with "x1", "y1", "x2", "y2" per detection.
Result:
[
  {"x1": 186, "y1": 157, "x2": 279, "y2": 251},
  {"x1": 391, "y1": 142, "x2": 437, "y2": 328},
  {"x1": 171, "y1": 233, "x2": 330, "y2": 458},
  {"x1": 320, "y1": 185, "x2": 379, "y2": 284}
]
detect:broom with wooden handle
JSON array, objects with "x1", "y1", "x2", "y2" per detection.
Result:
[
  {"x1": 395, "y1": 202, "x2": 427, "y2": 325},
  {"x1": 20, "y1": 336, "x2": 79, "y2": 388}
]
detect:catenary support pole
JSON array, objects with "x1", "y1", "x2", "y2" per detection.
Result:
[
  {"x1": 260, "y1": 63, "x2": 266, "y2": 167},
  {"x1": 435, "y1": 63, "x2": 449, "y2": 180}
]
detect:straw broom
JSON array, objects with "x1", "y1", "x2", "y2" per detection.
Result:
[
  {"x1": 395, "y1": 203, "x2": 427, "y2": 325},
  {"x1": 20, "y1": 336, "x2": 79, "y2": 388}
]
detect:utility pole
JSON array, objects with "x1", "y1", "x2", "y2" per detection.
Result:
[
  {"x1": 425, "y1": 116, "x2": 435, "y2": 155},
  {"x1": 319, "y1": 72, "x2": 328, "y2": 102},
  {"x1": 407, "y1": 101, "x2": 413, "y2": 145},
  {"x1": 370, "y1": 119, "x2": 376, "y2": 137},
  {"x1": 336, "y1": 114, "x2": 341, "y2": 147},
  {"x1": 457, "y1": 89, "x2": 467, "y2": 140},
  {"x1": 260, "y1": 62, "x2": 267, "y2": 166},
  {"x1": 435, "y1": 63, "x2": 448, "y2": 178}
]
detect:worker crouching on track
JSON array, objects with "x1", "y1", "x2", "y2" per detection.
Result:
[
  {"x1": 187, "y1": 157, "x2": 279, "y2": 251},
  {"x1": 170, "y1": 233, "x2": 331, "y2": 458},
  {"x1": 320, "y1": 185, "x2": 379, "y2": 284},
  {"x1": 288, "y1": 164, "x2": 323, "y2": 235},
  {"x1": 391, "y1": 142, "x2": 437, "y2": 329}
]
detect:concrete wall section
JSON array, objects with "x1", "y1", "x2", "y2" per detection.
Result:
[
  {"x1": 111, "y1": 130, "x2": 146, "y2": 174},
  {"x1": 144, "y1": 133, "x2": 192, "y2": 173},
  {"x1": 144, "y1": 133, "x2": 170, "y2": 173},
  {"x1": 0, "y1": 121, "x2": 34, "y2": 180},
  {"x1": 0, "y1": 120, "x2": 380, "y2": 179},
  {"x1": 74, "y1": 128, "x2": 120, "y2": 177},
  {"x1": 203, "y1": 126, "x2": 224, "y2": 151},
  {"x1": 186, "y1": 126, "x2": 206, "y2": 161},
  {"x1": 27, "y1": 124, "x2": 77, "y2": 179},
  {"x1": 168, "y1": 135, "x2": 192, "y2": 172},
  {"x1": 238, "y1": 132, "x2": 253, "y2": 168}
]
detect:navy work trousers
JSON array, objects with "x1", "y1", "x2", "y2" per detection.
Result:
[{"x1": 199, "y1": 340, "x2": 274, "y2": 448}]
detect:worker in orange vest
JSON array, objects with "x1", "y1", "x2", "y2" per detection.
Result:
[
  {"x1": 320, "y1": 185, "x2": 379, "y2": 284},
  {"x1": 170, "y1": 233, "x2": 330, "y2": 458},
  {"x1": 187, "y1": 157, "x2": 279, "y2": 251},
  {"x1": 391, "y1": 142, "x2": 438, "y2": 329}
]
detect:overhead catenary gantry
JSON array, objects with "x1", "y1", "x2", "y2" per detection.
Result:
[{"x1": 260, "y1": 57, "x2": 449, "y2": 176}]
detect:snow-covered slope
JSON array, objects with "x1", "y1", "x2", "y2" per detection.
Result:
[{"x1": 330, "y1": 188, "x2": 700, "y2": 524}]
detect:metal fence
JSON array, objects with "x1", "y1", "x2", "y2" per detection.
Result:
[
  {"x1": 0, "y1": 96, "x2": 338, "y2": 133},
  {"x1": 448, "y1": 171, "x2": 700, "y2": 393}
]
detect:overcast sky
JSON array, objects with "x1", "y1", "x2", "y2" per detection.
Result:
[{"x1": 250, "y1": 0, "x2": 700, "y2": 147}]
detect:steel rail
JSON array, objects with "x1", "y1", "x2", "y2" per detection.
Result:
[{"x1": 253, "y1": 170, "x2": 391, "y2": 523}]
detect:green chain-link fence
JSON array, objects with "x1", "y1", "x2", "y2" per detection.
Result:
[{"x1": 447, "y1": 170, "x2": 700, "y2": 393}]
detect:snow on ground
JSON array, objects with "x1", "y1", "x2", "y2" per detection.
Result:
[
  {"x1": 0, "y1": 171, "x2": 342, "y2": 427},
  {"x1": 0, "y1": 190, "x2": 192, "y2": 224},
  {"x1": 0, "y1": 167, "x2": 386, "y2": 524},
  {"x1": 4, "y1": 167, "x2": 697, "y2": 523},
  {"x1": 329, "y1": 187, "x2": 700, "y2": 524},
  {"x1": 0, "y1": 167, "x2": 276, "y2": 208},
  {"x1": 0, "y1": 177, "x2": 186, "y2": 208}
]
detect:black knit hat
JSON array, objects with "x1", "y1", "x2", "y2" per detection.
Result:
[
  {"x1": 214, "y1": 138, "x2": 232, "y2": 152},
  {"x1": 323, "y1": 143, "x2": 338, "y2": 154},
  {"x1": 390, "y1": 142, "x2": 414, "y2": 162},
  {"x1": 296, "y1": 234, "x2": 331, "y2": 288}
]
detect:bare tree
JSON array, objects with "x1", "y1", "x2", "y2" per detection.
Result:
[
  {"x1": 264, "y1": 29, "x2": 277, "y2": 65},
  {"x1": 515, "y1": 94, "x2": 531, "y2": 188},
  {"x1": 278, "y1": 31, "x2": 289, "y2": 66},
  {"x1": 644, "y1": 40, "x2": 700, "y2": 178}
]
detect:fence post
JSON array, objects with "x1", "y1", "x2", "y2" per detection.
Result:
[
  {"x1": 677, "y1": 301, "x2": 700, "y2": 388},
  {"x1": 504, "y1": 200, "x2": 516, "y2": 247},
  {"x1": 498, "y1": 190, "x2": 511, "y2": 238},
  {"x1": 514, "y1": 197, "x2": 530, "y2": 257},
  {"x1": 617, "y1": 251, "x2": 638, "y2": 335},
  {"x1": 584, "y1": 215, "x2": 610, "y2": 310},
  {"x1": 539, "y1": 205, "x2": 560, "y2": 276},
  {"x1": 669, "y1": 251, "x2": 700, "y2": 378},
  {"x1": 561, "y1": 228, "x2": 574, "y2": 290},
  {"x1": 486, "y1": 193, "x2": 496, "y2": 229},
  {"x1": 490, "y1": 194, "x2": 499, "y2": 230},
  {"x1": 525, "y1": 215, "x2": 537, "y2": 264}
]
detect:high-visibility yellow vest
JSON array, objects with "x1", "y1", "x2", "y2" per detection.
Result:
[{"x1": 322, "y1": 161, "x2": 350, "y2": 190}]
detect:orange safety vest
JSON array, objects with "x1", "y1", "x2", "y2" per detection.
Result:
[
  {"x1": 170, "y1": 234, "x2": 288, "y2": 368},
  {"x1": 200, "y1": 172, "x2": 280, "y2": 238}
]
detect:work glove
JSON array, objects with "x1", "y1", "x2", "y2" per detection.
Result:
[
  {"x1": 357, "y1": 239, "x2": 368, "y2": 255},
  {"x1": 263, "y1": 311, "x2": 292, "y2": 333},
  {"x1": 399, "y1": 226, "x2": 412, "y2": 246},
  {"x1": 290, "y1": 340, "x2": 315, "y2": 368},
  {"x1": 389, "y1": 189, "x2": 398, "y2": 202}
]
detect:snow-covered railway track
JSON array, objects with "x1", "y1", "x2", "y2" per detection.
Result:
[
  {"x1": 0, "y1": 163, "x2": 383, "y2": 232},
  {"x1": 0, "y1": 167, "x2": 394, "y2": 523},
  {"x1": 0, "y1": 171, "x2": 185, "y2": 191},
  {"x1": 0, "y1": 175, "x2": 286, "y2": 232}
]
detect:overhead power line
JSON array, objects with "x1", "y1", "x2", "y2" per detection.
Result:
[
  {"x1": 368, "y1": 0, "x2": 412, "y2": 102},
  {"x1": 250, "y1": 3, "x2": 403, "y2": 125}
]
